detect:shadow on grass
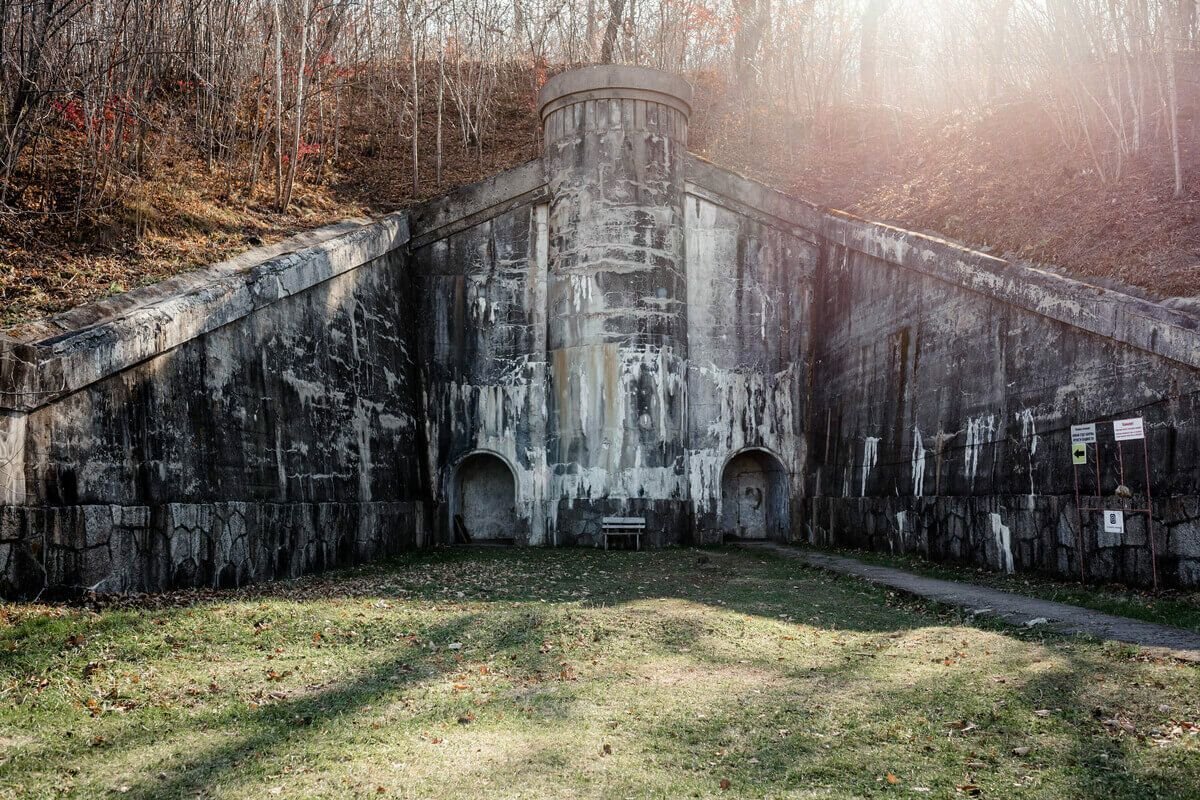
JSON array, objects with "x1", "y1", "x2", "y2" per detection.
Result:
[
  {"x1": 3, "y1": 546, "x2": 1193, "y2": 799},
  {"x1": 108, "y1": 606, "x2": 567, "y2": 800},
  {"x1": 637, "y1": 642, "x2": 1197, "y2": 800}
]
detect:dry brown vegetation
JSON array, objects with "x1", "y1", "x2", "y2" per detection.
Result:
[
  {"x1": 690, "y1": 71, "x2": 1200, "y2": 300},
  {"x1": 1, "y1": 1, "x2": 1198, "y2": 326}
]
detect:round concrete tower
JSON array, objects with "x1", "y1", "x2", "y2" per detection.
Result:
[{"x1": 538, "y1": 65, "x2": 692, "y2": 544}]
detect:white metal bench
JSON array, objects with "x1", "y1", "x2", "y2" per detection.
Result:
[{"x1": 601, "y1": 516, "x2": 645, "y2": 550}]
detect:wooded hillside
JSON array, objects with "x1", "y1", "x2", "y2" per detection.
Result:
[{"x1": 1, "y1": 0, "x2": 1197, "y2": 326}]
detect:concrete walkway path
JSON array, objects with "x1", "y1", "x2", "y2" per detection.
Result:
[{"x1": 748, "y1": 543, "x2": 1200, "y2": 663}]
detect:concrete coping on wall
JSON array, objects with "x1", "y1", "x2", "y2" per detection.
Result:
[
  {"x1": 685, "y1": 152, "x2": 1200, "y2": 371},
  {"x1": 822, "y1": 209, "x2": 1200, "y2": 371},
  {"x1": 408, "y1": 158, "x2": 548, "y2": 250},
  {"x1": 537, "y1": 65, "x2": 694, "y2": 122},
  {"x1": 3, "y1": 124, "x2": 1198, "y2": 409},
  {"x1": 0, "y1": 213, "x2": 411, "y2": 412}
]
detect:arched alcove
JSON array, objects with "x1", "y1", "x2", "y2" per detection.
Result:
[
  {"x1": 453, "y1": 452, "x2": 519, "y2": 544},
  {"x1": 720, "y1": 449, "x2": 789, "y2": 540}
]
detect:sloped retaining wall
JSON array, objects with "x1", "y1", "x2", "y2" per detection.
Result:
[
  {"x1": 0, "y1": 218, "x2": 427, "y2": 597},
  {"x1": 803, "y1": 213, "x2": 1200, "y2": 587}
]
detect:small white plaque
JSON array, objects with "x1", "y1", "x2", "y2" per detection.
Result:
[
  {"x1": 1112, "y1": 417, "x2": 1145, "y2": 441},
  {"x1": 1070, "y1": 423, "x2": 1097, "y2": 445},
  {"x1": 1103, "y1": 510, "x2": 1125, "y2": 534}
]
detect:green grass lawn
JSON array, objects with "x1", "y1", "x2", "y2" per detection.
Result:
[
  {"x1": 1, "y1": 547, "x2": 1198, "y2": 799},
  {"x1": 826, "y1": 547, "x2": 1200, "y2": 634}
]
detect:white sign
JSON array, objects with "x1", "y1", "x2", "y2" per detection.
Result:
[
  {"x1": 1070, "y1": 423, "x2": 1097, "y2": 445},
  {"x1": 1103, "y1": 510, "x2": 1125, "y2": 534},
  {"x1": 1113, "y1": 417, "x2": 1145, "y2": 442}
]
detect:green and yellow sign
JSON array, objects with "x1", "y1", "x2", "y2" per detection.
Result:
[{"x1": 1071, "y1": 443, "x2": 1087, "y2": 465}]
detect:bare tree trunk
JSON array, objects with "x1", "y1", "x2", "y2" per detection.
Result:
[
  {"x1": 860, "y1": 0, "x2": 888, "y2": 105},
  {"x1": 411, "y1": 28, "x2": 420, "y2": 195},
  {"x1": 272, "y1": 0, "x2": 285, "y2": 208},
  {"x1": 1167, "y1": 6, "x2": 1185, "y2": 198},
  {"x1": 599, "y1": 0, "x2": 625, "y2": 64},
  {"x1": 436, "y1": 27, "x2": 445, "y2": 187},
  {"x1": 586, "y1": 0, "x2": 597, "y2": 57},
  {"x1": 281, "y1": 0, "x2": 310, "y2": 212},
  {"x1": 248, "y1": 11, "x2": 273, "y2": 196},
  {"x1": 733, "y1": 0, "x2": 770, "y2": 96},
  {"x1": 986, "y1": 0, "x2": 1014, "y2": 100}
]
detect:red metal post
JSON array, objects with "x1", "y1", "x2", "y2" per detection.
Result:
[
  {"x1": 1143, "y1": 432, "x2": 1158, "y2": 592},
  {"x1": 1117, "y1": 440, "x2": 1125, "y2": 486},
  {"x1": 1073, "y1": 461, "x2": 1085, "y2": 583}
]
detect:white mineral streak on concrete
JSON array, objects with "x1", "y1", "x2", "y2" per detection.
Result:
[
  {"x1": 990, "y1": 512, "x2": 1015, "y2": 574},
  {"x1": 1017, "y1": 409, "x2": 1039, "y2": 456},
  {"x1": 577, "y1": 362, "x2": 590, "y2": 436},
  {"x1": 528, "y1": 203, "x2": 550, "y2": 545},
  {"x1": 861, "y1": 436, "x2": 880, "y2": 497},
  {"x1": 843, "y1": 441, "x2": 853, "y2": 497},
  {"x1": 430, "y1": 374, "x2": 542, "y2": 527},
  {"x1": 964, "y1": 415, "x2": 995, "y2": 485},
  {"x1": 567, "y1": 273, "x2": 594, "y2": 312},
  {"x1": 354, "y1": 398, "x2": 374, "y2": 502},
  {"x1": 421, "y1": 385, "x2": 439, "y2": 498},
  {"x1": 686, "y1": 452, "x2": 724, "y2": 515},
  {"x1": 1016, "y1": 408, "x2": 1039, "y2": 503},
  {"x1": 911, "y1": 427, "x2": 926, "y2": 497},
  {"x1": 349, "y1": 301, "x2": 363, "y2": 362},
  {"x1": 0, "y1": 413, "x2": 26, "y2": 504},
  {"x1": 893, "y1": 510, "x2": 906, "y2": 552},
  {"x1": 283, "y1": 368, "x2": 334, "y2": 408},
  {"x1": 274, "y1": 422, "x2": 287, "y2": 496},
  {"x1": 549, "y1": 344, "x2": 686, "y2": 518},
  {"x1": 686, "y1": 363, "x2": 797, "y2": 514},
  {"x1": 760, "y1": 292, "x2": 767, "y2": 340}
]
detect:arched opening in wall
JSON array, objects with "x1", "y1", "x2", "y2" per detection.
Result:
[
  {"x1": 453, "y1": 452, "x2": 519, "y2": 545},
  {"x1": 720, "y1": 449, "x2": 789, "y2": 541}
]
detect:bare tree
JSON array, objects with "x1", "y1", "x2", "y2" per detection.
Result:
[
  {"x1": 859, "y1": 0, "x2": 888, "y2": 104},
  {"x1": 600, "y1": 0, "x2": 625, "y2": 64}
]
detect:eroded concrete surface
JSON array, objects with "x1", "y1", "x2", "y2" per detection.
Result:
[{"x1": 2, "y1": 65, "x2": 1199, "y2": 596}]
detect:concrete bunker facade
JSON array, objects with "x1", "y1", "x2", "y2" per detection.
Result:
[
  {"x1": 419, "y1": 66, "x2": 807, "y2": 549},
  {"x1": 2, "y1": 65, "x2": 1200, "y2": 596}
]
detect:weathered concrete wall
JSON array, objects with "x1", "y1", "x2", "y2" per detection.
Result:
[
  {"x1": 0, "y1": 218, "x2": 427, "y2": 597},
  {"x1": 5, "y1": 64, "x2": 1200, "y2": 595},
  {"x1": 804, "y1": 214, "x2": 1200, "y2": 587},
  {"x1": 409, "y1": 160, "x2": 549, "y2": 546},
  {"x1": 541, "y1": 66, "x2": 693, "y2": 545},
  {"x1": 682, "y1": 159, "x2": 820, "y2": 544}
]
